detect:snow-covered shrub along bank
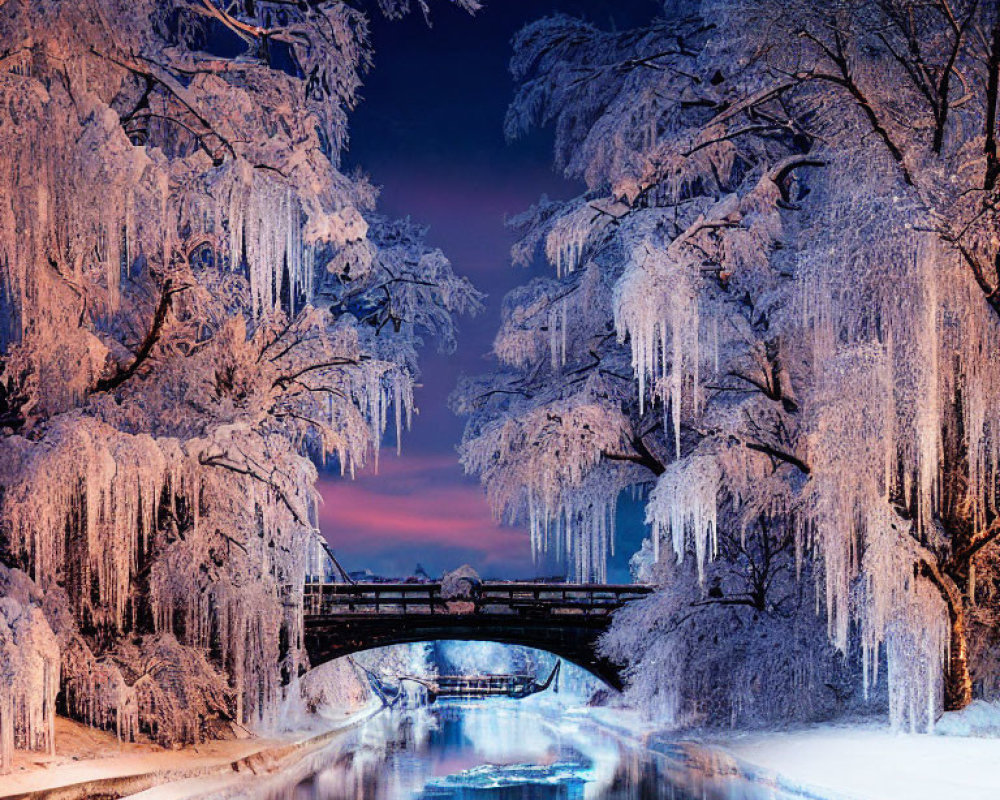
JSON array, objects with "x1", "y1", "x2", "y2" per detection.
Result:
[
  {"x1": 457, "y1": 0, "x2": 1000, "y2": 732},
  {"x1": 600, "y1": 551, "x2": 873, "y2": 729},
  {"x1": 0, "y1": 0, "x2": 480, "y2": 770},
  {"x1": 0, "y1": 568, "x2": 59, "y2": 772}
]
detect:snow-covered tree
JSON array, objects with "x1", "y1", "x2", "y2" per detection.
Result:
[
  {"x1": 454, "y1": 2, "x2": 831, "y2": 725},
  {"x1": 0, "y1": 0, "x2": 480, "y2": 766},
  {"x1": 712, "y1": 0, "x2": 1000, "y2": 722},
  {"x1": 459, "y1": 0, "x2": 1000, "y2": 731}
]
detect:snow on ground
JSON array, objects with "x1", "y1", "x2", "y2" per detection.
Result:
[
  {"x1": 9, "y1": 698, "x2": 1000, "y2": 800},
  {"x1": 0, "y1": 716, "x2": 270, "y2": 799},
  {"x1": 701, "y1": 721, "x2": 1000, "y2": 800},
  {"x1": 572, "y1": 701, "x2": 1000, "y2": 800},
  {"x1": 0, "y1": 701, "x2": 380, "y2": 800}
]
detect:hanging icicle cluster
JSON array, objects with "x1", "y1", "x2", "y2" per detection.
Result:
[
  {"x1": 646, "y1": 456, "x2": 720, "y2": 581},
  {"x1": 544, "y1": 203, "x2": 610, "y2": 277},
  {"x1": 526, "y1": 479, "x2": 618, "y2": 583},
  {"x1": 461, "y1": 401, "x2": 630, "y2": 581},
  {"x1": 796, "y1": 159, "x2": 1000, "y2": 727},
  {"x1": 224, "y1": 161, "x2": 311, "y2": 317},
  {"x1": 613, "y1": 241, "x2": 703, "y2": 457},
  {"x1": 2, "y1": 417, "x2": 185, "y2": 630}
]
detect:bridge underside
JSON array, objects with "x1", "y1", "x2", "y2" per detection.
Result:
[{"x1": 304, "y1": 613, "x2": 627, "y2": 690}]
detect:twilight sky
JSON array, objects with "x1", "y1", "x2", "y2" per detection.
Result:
[{"x1": 317, "y1": 0, "x2": 658, "y2": 581}]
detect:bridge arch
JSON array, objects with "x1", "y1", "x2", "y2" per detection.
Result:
[
  {"x1": 304, "y1": 621, "x2": 626, "y2": 689},
  {"x1": 302, "y1": 581, "x2": 653, "y2": 691}
]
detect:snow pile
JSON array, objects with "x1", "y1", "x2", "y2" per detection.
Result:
[
  {"x1": 935, "y1": 701, "x2": 1000, "y2": 738},
  {"x1": 714, "y1": 722, "x2": 1000, "y2": 800},
  {"x1": 441, "y1": 565, "x2": 481, "y2": 600},
  {"x1": 300, "y1": 660, "x2": 370, "y2": 718}
]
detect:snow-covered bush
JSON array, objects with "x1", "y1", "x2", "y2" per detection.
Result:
[
  {"x1": 0, "y1": 567, "x2": 59, "y2": 771},
  {"x1": 602, "y1": 534, "x2": 868, "y2": 729},
  {"x1": 300, "y1": 659, "x2": 370, "y2": 718}
]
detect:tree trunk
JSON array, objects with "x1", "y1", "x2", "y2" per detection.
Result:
[
  {"x1": 921, "y1": 558, "x2": 973, "y2": 711},
  {"x1": 943, "y1": 598, "x2": 973, "y2": 711}
]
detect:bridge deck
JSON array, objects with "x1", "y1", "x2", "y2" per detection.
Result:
[
  {"x1": 412, "y1": 674, "x2": 538, "y2": 699},
  {"x1": 303, "y1": 581, "x2": 651, "y2": 617}
]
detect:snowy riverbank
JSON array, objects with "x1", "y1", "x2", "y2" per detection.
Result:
[
  {"x1": 703, "y1": 722, "x2": 1000, "y2": 800},
  {"x1": 0, "y1": 701, "x2": 381, "y2": 800},
  {"x1": 574, "y1": 700, "x2": 1000, "y2": 800},
  {"x1": 9, "y1": 696, "x2": 1000, "y2": 800}
]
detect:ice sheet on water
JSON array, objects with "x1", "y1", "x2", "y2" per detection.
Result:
[{"x1": 421, "y1": 760, "x2": 593, "y2": 793}]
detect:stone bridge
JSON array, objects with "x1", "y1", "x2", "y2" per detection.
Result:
[{"x1": 302, "y1": 581, "x2": 653, "y2": 690}]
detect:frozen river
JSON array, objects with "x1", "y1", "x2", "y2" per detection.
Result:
[{"x1": 253, "y1": 699, "x2": 803, "y2": 800}]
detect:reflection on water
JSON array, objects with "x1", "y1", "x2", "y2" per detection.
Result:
[{"x1": 257, "y1": 700, "x2": 799, "y2": 800}]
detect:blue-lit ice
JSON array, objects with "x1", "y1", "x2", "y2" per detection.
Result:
[{"x1": 421, "y1": 760, "x2": 594, "y2": 791}]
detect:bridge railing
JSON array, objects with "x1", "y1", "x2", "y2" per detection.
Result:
[
  {"x1": 303, "y1": 583, "x2": 447, "y2": 616},
  {"x1": 302, "y1": 581, "x2": 652, "y2": 618}
]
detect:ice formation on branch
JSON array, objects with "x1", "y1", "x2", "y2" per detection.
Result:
[
  {"x1": 3, "y1": 417, "x2": 184, "y2": 631},
  {"x1": 613, "y1": 240, "x2": 702, "y2": 455},
  {"x1": 544, "y1": 203, "x2": 610, "y2": 278},
  {"x1": 804, "y1": 344, "x2": 951, "y2": 730},
  {"x1": 646, "y1": 456, "x2": 720, "y2": 580},
  {"x1": 460, "y1": 401, "x2": 628, "y2": 581}
]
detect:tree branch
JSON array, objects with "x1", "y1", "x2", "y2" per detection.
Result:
[
  {"x1": 603, "y1": 433, "x2": 666, "y2": 476},
  {"x1": 984, "y1": 16, "x2": 1000, "y2": 190},
  {"x1": 93, "y1": 280, "x2": 187, "y2": 393},
  {"x1": 740, "y1": 438, "x2": 811, "y2": 475},
  {"x1": 768, "y1": 156, "x2": 826, "y2": 203},
  {"x1": 198, "y1": 452, "x2": 309, "y2": 527},
  {"x1": 949, "y1": 519, "x2": 1000, "y2": 569},
  {"x1": 272, "y1": 357, "x2": 360, "y2": 389}
]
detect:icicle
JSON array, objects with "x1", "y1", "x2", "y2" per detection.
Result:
[
  {"x1": 561, "y1": 300, "x2": 567, "y2": 366},
  {"x1": 3, "y1": 419, "x2": 181, "y2": 632},
  {"x1": 225, "y1": 164, "x2": 310, "y2": 318},
  {"x1": 613, "y1": 243, "x2": 700, "y2": 437},
  {"x1": 545, "y1": 203, "x2": 609, "y2": 277},
  {"x1": 646, "y1": 456, "x2": 720, "y2": 582},
  {"x1": 0, "y1": 568, "x2": 60, "y2": 772}
]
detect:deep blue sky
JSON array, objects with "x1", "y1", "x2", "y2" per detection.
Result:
[{"x1": 318, "y1": 0, "x2": 658, "y2": 581}]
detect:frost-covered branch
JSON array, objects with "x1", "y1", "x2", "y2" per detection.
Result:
[{"x1": 94, "y1": 279, "x2": 188, "y2": 393}]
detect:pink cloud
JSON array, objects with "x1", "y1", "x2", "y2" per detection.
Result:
[{"x1": 317, "y1": 453, "x2": 530, "y2": 568}]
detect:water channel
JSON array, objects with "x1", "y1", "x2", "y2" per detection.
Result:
[{"x1": 252, "y1": 699, "x2": 801, "y2": 800}]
